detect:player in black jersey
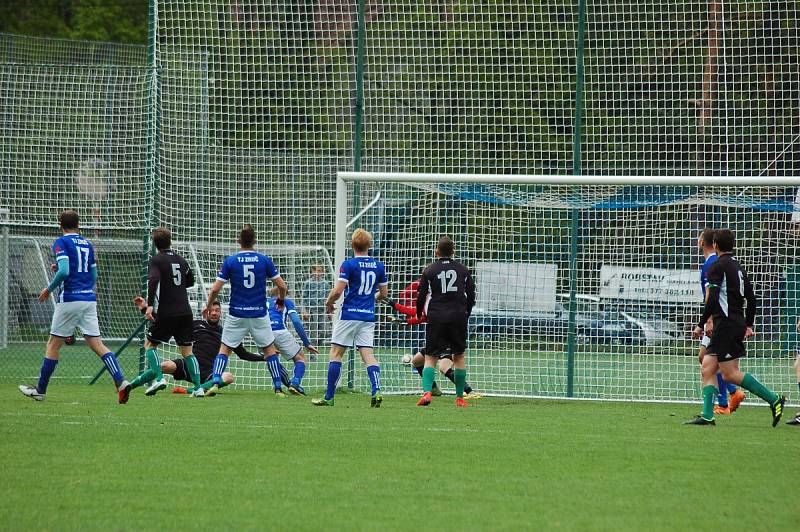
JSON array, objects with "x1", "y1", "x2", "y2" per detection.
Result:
[
  {"x1": 128, "y1": 228, "x2": 205, "y2": 397},
  {"x1": 415, "y1": 236, "x2": 475, "y2": 407},
  {"x1": 686, "y1": 228, "x2": 786, "y2": 426}
]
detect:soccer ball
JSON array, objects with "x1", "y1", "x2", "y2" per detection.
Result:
[{"x1": 401, "y1": 353, "x2": 413, "y2": 365}]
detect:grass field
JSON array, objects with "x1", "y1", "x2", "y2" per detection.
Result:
[{"x1": 1, "y1": 383, "x2": 798, "y2": 531}]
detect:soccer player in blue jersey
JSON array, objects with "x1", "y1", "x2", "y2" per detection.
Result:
[
  {"x1": 312, "y1": 229, "x2": 388, "y2": 407},
  {"x1": 203, "y1": 225, "x2": 288, "y2": 397},
  {"x1": 19, "y1": 210, "x2": 131, "y2": 403},
  {"x1": 267, "y1": 287, "x2": 319, "y2": 396},
  {"x1": 697, "y1": 229, "x2": 745, "y2": 414}
]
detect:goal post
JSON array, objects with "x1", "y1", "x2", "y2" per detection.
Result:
[{"x1": 337, "y1": 171, "x2": 800, "y2": 404}]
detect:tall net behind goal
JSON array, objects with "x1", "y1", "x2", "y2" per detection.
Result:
[{"x1": 337, "y1": 175, "x2": 800, "y2": 404}]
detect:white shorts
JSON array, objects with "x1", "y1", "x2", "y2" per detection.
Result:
[
  {"x1": 700, "y1": 334, "x2": 711, "y2": 348},
  {"x1": 50, "y1": 300, "x2": 101, "y2": 338},
  {"x1": 331, "y1": 320, "x2": 375, "y2": 349},
  {"x1": 273, "y1": 329, "x2": 302, "y2": 360},
  {"x1": 221, "y1": 315, "x2": 275, "y2": 349}
]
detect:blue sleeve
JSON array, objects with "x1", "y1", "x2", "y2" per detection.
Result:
[
  {"x1": 338, "y1": 261, "x2": 350, "y2": 284},
  {"x1": 217, "y1": 257, "x2": 230, "y2": 282},
  {"x1": 52, "y1": 237, "x2": 68, "y2": 262},
  {"x1": 378, "y1": 263, "x2": 388, "y2": 285},
  {"x1": 91, "y1": 264, "x2": 98, "y2": 283},
  {"x1": 289, "y1": 311, "x2": 311, "y2": 346},
  {"x1": 47, "y1": 258, "x2": 70, "y2": 292}
]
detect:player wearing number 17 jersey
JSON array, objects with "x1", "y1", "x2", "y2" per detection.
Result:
[
  {"x1": 204, "y1": 225, "x2": 288, "y2": 397},
  {"x1": 19, "y1": 210, "x2": 131, "y2": 403},
  {"x1": 312, "y1": 229, "x2": 388, "y2": 407}
]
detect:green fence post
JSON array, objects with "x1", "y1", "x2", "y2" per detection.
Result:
[
  {"x1": 347, "y1": 0, "x2": 367, "y2": 391},
  {"x1": 140, "y1": 0, "x2": 161, "y2": 373},
  {"x1": 566, "y1": 0, "x2": 587, "y2": 398}
]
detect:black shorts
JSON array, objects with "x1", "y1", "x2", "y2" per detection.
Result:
[
  {"x1": 706, "y1": 317, "x2": 746, "y2": 362},
  {"x1": 425, "y1": 319, "x2": 468, "y2": 358},
  {"x1": 170, "y1": 358, "x2": 213, "y2": 384},
  {"x1": 416, "y1": 346, "x2": 453, "y2": 360},
  {"x1": 147, "y1": 314, "x2": 193, "y2": 346}
]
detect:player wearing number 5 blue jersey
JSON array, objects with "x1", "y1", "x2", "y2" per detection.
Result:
[
  {"x1": 204, "y1": 225, "x2": 288, "y2": 397},
  {"x1": 312, "y1": 229, "x2": 388, "y2": 407},
  {"x1": 19, "y1": 210, "x2": 132, "y2": 404}
]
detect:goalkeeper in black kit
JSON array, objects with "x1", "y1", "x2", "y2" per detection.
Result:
[
  {"x1": 416, "y1": 236, "x2": 475, "y2": 407},
  {"x1": 132, "y1": 298, "x2": 266, "y2": 393}
]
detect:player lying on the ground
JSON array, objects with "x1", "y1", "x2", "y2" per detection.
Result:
[
  {"x1": 312, "y1": 228, "x2": 388, "y2": 407},
  {"x1": 696, "y1": 228, "x2": 745, "y2": 415},
  {"x1": 128, "y1": 228, "x2": 205, "y2": 397},
  {"x1": 128, "y1": 299, "x2": 266, "y2": 393},
  {"x1": 204, "y1": 225, "x2": 288, "y2": 397},
  {"x1": 267, "y1": 287, "x2": 319, "y2": 396},
  {"x1": 787, "y1": 319, "x2": 800, "y2": 426},
  {"x1": 416, "y1": 236, "x2": 475, "y2": 408},
  {"x1": 20, "y1": 209, "x2": 131, "y2": 404},
  {"x1": 386, "y1": 299, "x2": 480, "y2": 398},
  {"x1": 686, "y1": 228, "x2": 785, "y2": 426}
]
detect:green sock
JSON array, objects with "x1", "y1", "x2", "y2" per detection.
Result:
[
  {"x1": 702, "y1": 385, "x2": 717, "y2": 420},
  {"x1": 198, "y1": 378, "x2": 228, "y2": 391},
  {"x1": 184, "y1": 355, "x2": 202, "y2": 387},
  {"x1": 454, "y1": 369, "x2": 467, "y2": 398},
  {"x1": 421, "y1": 367, "x2": 436, "y2": 393},
  {"x1": 740, "y1": 373, "x2": 779, "y2": 404},
  {"x1": 130, "y1": 368, "x2": 156, "y2": 389},
  {"x1": 145, "y1": 348, "x2": 163, "y2": 380}
]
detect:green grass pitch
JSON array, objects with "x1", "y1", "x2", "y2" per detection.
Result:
[{"x1": 0, "y1": 384, "x2": 797, "y2": 531}]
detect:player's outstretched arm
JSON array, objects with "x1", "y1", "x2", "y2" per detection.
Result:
[
  {"x1": 288, "y1": 310, "x2": 317, "y2": 353},
  {"x1": 232, "y1": 343, "x2": 267, "y2": 362}
]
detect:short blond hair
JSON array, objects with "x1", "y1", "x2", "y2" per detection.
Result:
[{"x1": 351, "y1": 228, "x2": 372, "y2": 252}]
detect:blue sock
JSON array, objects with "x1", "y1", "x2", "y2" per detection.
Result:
[
  {"x1": 266, "y1": 355, "x2": 283, "y2": 390},
  {"x1": 100, "y1": 352, "x2": 124, "y2": 385},
  {"x1": 212, "y1": 354, "x2": 228, "y2": 385},
  {"x1": 278, "y1": 361, "x2": 291, "y2": 387},
  {"x1": 367, "y1": 364, "x2": 381, "y2": 395},
  {"x1": 325, "y1": 361, "x2": 342, "y2": 401},
  {"x1": 291, "y1": 360, "x2": 306, "y2": 387},
  {"x1": 726, "y1": 382, "x2": 738, "y2": 394},
  {"x1": 716, "y1": 373, "x2": 729, "y2": 408},
  {"x1": 37, "y1": 357, "x2": 58, "y2": 393}
]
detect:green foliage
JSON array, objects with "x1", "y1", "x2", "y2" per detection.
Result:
[
  {"x1": 1, "y1": 384, "x2": 799, "y2": 530},
  {"x1": 0, "y1": 0, "x2": 148, "y2": 44}
]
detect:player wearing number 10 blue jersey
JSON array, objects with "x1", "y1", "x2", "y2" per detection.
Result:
[
  {"x1": 204, "y1": 225, "x2": 288, "y2": 396},
  {"x1": 19, "y1": 210, "x2": 131, "y2": 404},
  {"x1": 312, "y1": 229, "x2": 388, "y2": 407}
]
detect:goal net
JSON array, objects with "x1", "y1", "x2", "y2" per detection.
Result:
[{"x1": 337, "y1": 173, "x2": 800, "y2": 404}]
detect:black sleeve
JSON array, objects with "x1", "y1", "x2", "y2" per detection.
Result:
[
  {"x1": 416, "y1": 270, "x2": 430, "y2": 318},
  {"x1": 233, "y1": 343, "x2": 265, "y2": 362},
  {"x1": 464, "y1": 267, "x2": 476, "y2": 314},
  {"x1": 146, "y1": 257, "x2": 160, "y2": 307},
  {"x1": 698, "y1": 285, "x2": 719, "y2": 328},
  {"x1": 186, "y1": 265, "x2": 195, "y2": 289},
  {"x1": 743, "y1": 271, "x2": 757, "y2": 327}
]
